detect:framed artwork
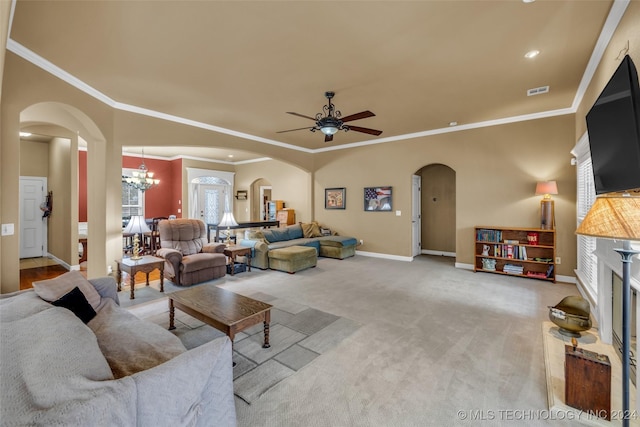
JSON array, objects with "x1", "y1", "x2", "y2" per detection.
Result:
[
  {"x1": 364, "y1": 186, "x2": 392, "y2": 211},
  {"x1": 325, "y1": 187, "x2": 346, "y2": 209}
]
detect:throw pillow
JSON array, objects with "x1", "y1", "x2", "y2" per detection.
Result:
[
  {"x1": 52, "y1": 286, "x2": 97, "y2": 324},
  {"x1": 33, "y1": 270, "x2": 101, "y2": 311},
  {"x1": 309, "y1": 221, "x2": 324, "y2": 237},
  {"x1": 300, "y1": 222, "x2": 315, "y2": 238},
  {"x1": 320, "y1": 227, "x2": 332, "y2": 236}
]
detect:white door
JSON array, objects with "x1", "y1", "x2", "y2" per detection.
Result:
[
  {"x1": 412, "y1": 175, "x2": 421, "y2": 257},
  {"x1": 20, "y1": 177, "x2": 47, "y2": 258}
]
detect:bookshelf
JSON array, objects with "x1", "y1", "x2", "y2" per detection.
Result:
[{"x1": 474, "y1": 226, "x2": 556, "y2": 282}]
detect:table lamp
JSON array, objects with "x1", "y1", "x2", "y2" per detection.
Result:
[
  {"x1": 218, "y1": 211, "x2": 239, "y2": 246},
  {"x1": 576, "y1": 193, "x2": 640, "y2": 427},
  {"x1": 535, "y1": 181, "x2": 558, "y2": 230},
  {"x1": 124, "y1": 215, "x2": 151, "y2": 260}
]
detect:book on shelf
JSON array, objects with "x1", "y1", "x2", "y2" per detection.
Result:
[
  {"x1": 476, "y1": 229, "x2": 502, "y2": 242},
  {"x1": 503, "y1": 264, "x2": 524, "y2": 275}
]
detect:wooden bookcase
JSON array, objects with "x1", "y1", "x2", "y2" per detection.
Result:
[{"x1": 474, "y1": 226, "x2": 556, "y2": 282}]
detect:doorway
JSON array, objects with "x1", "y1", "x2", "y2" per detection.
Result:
[
  {"x1": 19, "y1": 177, "x2": 48, "y2": 259},
  {"x1": 415, "y1": 164, "x2": 456, "y2": 257}
]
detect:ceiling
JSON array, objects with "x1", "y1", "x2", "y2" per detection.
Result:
[{"x1": 9, "y1": 0, "x2": 615, "y2": 163}]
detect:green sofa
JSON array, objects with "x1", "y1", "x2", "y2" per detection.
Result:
[{"x1": 239, "y1": 223, "x2": 357, "y2": 270}]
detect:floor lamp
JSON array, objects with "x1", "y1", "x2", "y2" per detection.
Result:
[{"x1": 576, "y1": 193, "x2": 640, "y2": 427}]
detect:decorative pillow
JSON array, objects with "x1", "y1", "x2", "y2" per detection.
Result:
[
  {"x1": 320, "y1": 227, "x2": 332, "y2": 236},
  {"x1": 52, "y1": 286, "x2": 97, "y2": 324},
  {"x1": 33, "y1": 270, "x2": 101, "y2": 311},
  {"x1": 262, "y1": 228, "x2": 290, "y2": 243},
  {"x1": 301, "y1": 222, "x2": 323, "y2": 238},
  {"x1": 287, "y1": 224, "x2": 304, "y2": 240},
  {"x1": 248, "y1": 230, "x2": 266, "y2": 241}
]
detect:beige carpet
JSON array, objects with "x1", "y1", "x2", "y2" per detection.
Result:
[
  {"x1": 542, "y1": 321, "x2": 639, "y2": 426},
  {"x1": 126, "y1": 255, "x2": 594, "y2": 426},
  {"x1": 126, "y1": 290, "x2": 361, "y2": 404}
]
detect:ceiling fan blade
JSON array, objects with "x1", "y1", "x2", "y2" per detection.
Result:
[
  {"x1": 325, "y1": 134, "x2": 334, "y2": 143},
  {"x1": 286, "y1": 112, "x2": 317, "y2": 121},
  {"x1": 276, "y1": 126, "x2": 314, "y2": 134},
  {"x1": 347, "y1": 125, "x2": 383, "y2": 136},
  {"x1": 340, "y1": 110, "x2": 375, "y2": 123}
]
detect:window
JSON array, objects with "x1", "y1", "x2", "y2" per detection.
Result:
[
  {"x1": 122, "y1": 170, "x2": 143, "y2": 227},
  {"x1": 574, "y1": 136, "x2": 598, "y2": 297}
]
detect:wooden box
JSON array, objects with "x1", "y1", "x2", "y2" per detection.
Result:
[{"x1": 565, "y1": 345, "x2": 611, "y2": 420}]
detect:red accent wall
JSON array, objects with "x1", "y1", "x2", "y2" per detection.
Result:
[
  {"x1": 79, "y1": 150, "x2": 88, "y2": 222},
  {"x1": 78, "y1": 154, "x2": 182, "y2": 221},
  {"x1": 123, "y1": 155, "x2": 178, "y2": 218}
]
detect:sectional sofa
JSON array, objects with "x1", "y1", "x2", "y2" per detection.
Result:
[{"x1": 239, "y1": 222, "x2": 357, "y2": 270}]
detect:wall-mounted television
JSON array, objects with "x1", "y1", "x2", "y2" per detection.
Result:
[{"x1": 585, "y1": 54, "x2": 640, "y2": 195}]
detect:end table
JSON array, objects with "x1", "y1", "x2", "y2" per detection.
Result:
[
  {"x1": 223, "y1": 245, "x2": 252, "y2": 275},
  {"x1": 115, "y1": 255, "x2": 165, "y2": 299}
]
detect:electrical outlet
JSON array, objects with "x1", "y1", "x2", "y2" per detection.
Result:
[
  {"x1": 359, "y1": 239, "x2": 364, "y2": 245},
  {"x1": 555, "y1": 257, "x2": 561, "y2": 265}
]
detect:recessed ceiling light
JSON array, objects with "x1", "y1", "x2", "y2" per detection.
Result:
[
  {"x1": 449, "y1": 121, "x2": 458, "y2": 127},
  {"x1": 19, "y1": 132, "x2": 32, "y2": 137},
  {"x1": 227, "y1": 154, "x2": 234, "y2": 158},
  {"x1": 525, "y1": 50, "x2": 540, "y2": 59},
  {"x1": 522, "y1": 0, "x2": 536, "y2": 3}
]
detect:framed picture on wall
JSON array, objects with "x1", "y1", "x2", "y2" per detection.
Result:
[
  {"x1": 364, "y1": 186, "x2": 392, "y2": 211},
  {"x1": 325, "y1": 187, "x2": 346, "y2": 209}
]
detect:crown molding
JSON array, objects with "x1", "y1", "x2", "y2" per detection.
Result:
[{"x1": 5, "y1": 0, "x2": 628, "y2": 156}]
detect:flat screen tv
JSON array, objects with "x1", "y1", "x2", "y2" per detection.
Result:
[{"x1": 585, "y1": 54, "x2": 640, "y2": 194}]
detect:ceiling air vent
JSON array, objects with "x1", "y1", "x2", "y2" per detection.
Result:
[{"x1": 527, "y1": 86, "x2": 549, "y2": 96}]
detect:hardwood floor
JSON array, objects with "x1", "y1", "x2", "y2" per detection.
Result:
[{"x1": 19, "y1": 258, "x2": 162, "y2": 290}]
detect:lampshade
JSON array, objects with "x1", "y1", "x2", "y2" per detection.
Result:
[
  {"x1": 218, "y1": 211, "x2": 239, "y2": 227},
  {"x1": 575, "y1": 194, "x2": 640, "y2": 241},
  {"x1": 320, "y1": 125, "x2": 339, "y2": 136},
  {"x1": 123, "y1": 215, "x2": 151, "y2": 234},
  {"x1": 535, "y1": 181, "x2": 558, "y2": 198}
]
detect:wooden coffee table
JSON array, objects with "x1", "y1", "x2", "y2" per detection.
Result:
[
  {"x1": 115, "y1": 255, "x2": 164, "y2": 300},
  {"x1": 168, "y1": 285, "x2": 272, "y2": 350}
]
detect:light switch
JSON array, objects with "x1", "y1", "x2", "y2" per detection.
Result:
[
  {"x1": 1, "y1": 223, "x2": 15, "y2": 236},
  {"x1": 395, "y1": 210, "x2": 401, "y2": 216}
]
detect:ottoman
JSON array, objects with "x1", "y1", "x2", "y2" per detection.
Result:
[
  {"x1": 268, "y1": 245, "x2": 317, "y2": 274},
  {"x1": 318, "y1": 236, "x2": 357, "y2": 259}
]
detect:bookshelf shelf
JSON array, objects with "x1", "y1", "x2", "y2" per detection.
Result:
[{"x1": 474, "y1": 226, "x2": 556, "y2": 282}]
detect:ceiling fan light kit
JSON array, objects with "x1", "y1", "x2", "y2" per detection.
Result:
[{"x1": 278, "y1": 91, "x2": 382, "y2": 142}]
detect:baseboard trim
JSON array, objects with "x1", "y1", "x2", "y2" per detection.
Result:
[
  {"x1": 556, "y1": 274, "x2": 576, "y2": 284},
  {"x1": 455, "y1": 263, "x2": 474, "y2": 271},
  {"x1": 47, "y1": 253, "x2": 72, "y2": 271},
  {"x1": 421, "y1": 250, "x2": 456, "y2": 257},
  {"x1": 356, "y1": 250, "x2": 413, "y2": 262}
]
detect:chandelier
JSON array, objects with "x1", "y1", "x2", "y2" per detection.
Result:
[{"x1": 123, "y1": 149, "x2": 159, "y2": 192}]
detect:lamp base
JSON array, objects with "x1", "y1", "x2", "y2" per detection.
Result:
[{"x1": 540, "y1": 199, "x2": 555, "y2": 230}]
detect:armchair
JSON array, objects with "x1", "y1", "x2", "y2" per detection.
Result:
[{"x1": 156, "y1": 219, "x2": 227, "y2": 286}]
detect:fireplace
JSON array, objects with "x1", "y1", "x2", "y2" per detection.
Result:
[{"x1": 612, "y1": 272, "x2": 637, "y2": 386}]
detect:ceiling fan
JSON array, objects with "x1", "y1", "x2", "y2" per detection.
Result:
[{"x1": 277, "y1": 91, "x2": 382, "y2": 142}]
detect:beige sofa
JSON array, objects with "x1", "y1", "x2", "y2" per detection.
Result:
[
  {"x1": 0, "y1": 272, "x2": 236, "y2": 426},
  {"x1": 240, "y1": 222, "x2": 357, "y2": 269}
]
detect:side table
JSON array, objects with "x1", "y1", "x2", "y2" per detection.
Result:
[
  {"x1": 223, "y1": 245, "x2": 252, "y2": 275},
  {"x1": 115, "y1": 255, "x2": 164, "y2": 299}
]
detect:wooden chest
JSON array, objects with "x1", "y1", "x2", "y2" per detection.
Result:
[{"x1": 565, "y1": 345, "x2": 611, "y2": 420}]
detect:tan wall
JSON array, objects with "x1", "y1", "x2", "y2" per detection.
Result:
[
  {"x1": 576, "y1": 1, "x2": 640, "y2": 139},
  {"x1": 420, "y1": 164, "x2": 456, "y2": 253},
  {"x1": 47, "y1": 137, "x2": 72, "y2": 263},
  {"x1": 313, "y1": 114, "x2": 577, "y2": 276},
  {"x1": 20, "y1": 140, "x2": 50, "y2": 177},
  {"x1": 235, "y1": 160, "x2": 311, "y2": 224}
]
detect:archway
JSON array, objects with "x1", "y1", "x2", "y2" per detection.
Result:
[
  {"x1": 415, "y1": 164, "x2": 456, "y2": 257},
  {"x1": 20, "y1": 102, "x2": 108, "y2": 278}
]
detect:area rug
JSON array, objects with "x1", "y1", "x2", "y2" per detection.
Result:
[{"x1": 126, "y1": 288, "x2": 361, "y2": 404}]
